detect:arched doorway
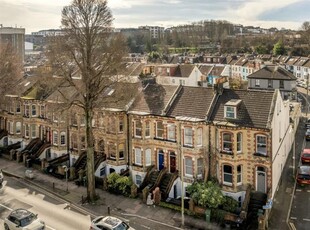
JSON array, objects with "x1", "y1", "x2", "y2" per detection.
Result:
[
  {"x1": 256, "y1": 166, "x2": 266, "y2": 193},
  {"x1": 158, "y1": 149, "x2": 164, "y2": 170},
  {"x1": 169, "y1": 151, "x2": 176, "y2": 173}
]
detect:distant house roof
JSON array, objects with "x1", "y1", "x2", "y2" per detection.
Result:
[
  {"x1": 247, "y1": 65, "x2": 296, "y2": 80},
  {"x1": 286, "y1": 57, "x2": 300, "y2": 65},
  {"x1": 179, "y1": 64, "x2": 195, "y2": 78},
  {"x1": 210, "y1": 89, "x2": 276, "y2": 129},
  {"x1": 198, "y1": 64, "x2": 213, "y2": 75},
  {"x1": 234, "y1": 57, "x2": 248, "y2": 66},
  {"x1": 294, "y1": 57, "x2": 309, "y2": 67}
]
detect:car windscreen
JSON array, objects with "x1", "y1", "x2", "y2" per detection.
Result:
[
  {"x1": 20, "y1": 213, "x2": 36, "y2": 227},
  {"x1": 303, "y1": 153, "x2": 310, "y2": 158},
  {"x1": 297, "y1": 174, "x2": 310, "y2": 180},
  {"x1": 114, "y1": 222, "x2": 129, "y2": 230}
]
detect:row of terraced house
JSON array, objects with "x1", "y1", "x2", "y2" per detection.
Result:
[{"x1": 0, "y1": 66, "x2": 300, "y2": 209}]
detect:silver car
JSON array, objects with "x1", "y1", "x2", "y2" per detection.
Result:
[
  {"x1": 90, "y1": 216, "x2": 134, "y2": 230},
  {"x1": 4, "y1": 209, "x2": 45, "y2": 230}
]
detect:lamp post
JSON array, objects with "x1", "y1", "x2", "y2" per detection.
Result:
[
  {"x1": 63, "y1": 165, "x2": 68, "y2": 192},
  {"x1": 306, "y1": 73, "x2": 309, "y2": 118}
]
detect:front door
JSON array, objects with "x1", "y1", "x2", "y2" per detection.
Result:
[
  {"x1": 170, "y1": 153, "x2": 176, "y2": 173},
  {"x1": 256, "y1": 167, "x2": 266, "y2": 193},
  {"x1": 158, "y1": 150, "x2": 164, "y2": 170}
]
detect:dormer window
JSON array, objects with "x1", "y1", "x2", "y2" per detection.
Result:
[
  {"x1": 255, "y1": 79, "x2": 260, "y2": 87},
  {"x1": 224, "y1": 99, "x2": 241, "y2": 119}
]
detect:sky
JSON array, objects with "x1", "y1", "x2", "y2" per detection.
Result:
[{"x1": 0, "y1": 0, "x2": 309, "y2": 34}]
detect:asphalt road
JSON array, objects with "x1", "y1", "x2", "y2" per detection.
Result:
[{"x1": 0, "y1": 176, "x2": 91, "y2": 230}]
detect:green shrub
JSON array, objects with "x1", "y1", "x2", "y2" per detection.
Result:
[
  {"x1": 222, "y1": 196, "x2": 238, "y2": 213},
  {"x1": 107, "y1": 172, "x2": 133, "y2": 196}
]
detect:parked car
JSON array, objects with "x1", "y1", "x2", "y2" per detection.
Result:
[
  {"x1": 305, "y1": 129, "x2": 310, "y2": 141},
  {"x1": 301, "y1": 149, "x2": 310, "y2": 164},
  {"x1": 0, "y1": 169, "x2": 3, "y2": 186},
  {"x1": 4, "y1": 208, "x2": 45, "y2": 230},
  {"x1": 305, "y1": 118, "x2": 310, "y2": 128},
  {"x1": 296, "y1": 165, "x2": 310, "y2": 185},
  {"x1": 90, "y1": 216, "x2": 134, "y2": 230}
]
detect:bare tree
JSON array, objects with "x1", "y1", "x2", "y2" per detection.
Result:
[
  {"x1": 48, "y1": 0, "x2": 128, "y2": 202},
  {"x1": 0, "y1": 43, "x2": 23, "y2": 105}
]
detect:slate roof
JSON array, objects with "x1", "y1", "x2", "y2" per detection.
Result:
[
  {"x1": 210, "y1": 89, "x2": 276, "y2": 129},
  {"x1": 179, "y1": 64, "x2": 195, "y2": 78},
  {"x1": 286, "y1": 57, "x2": 300, "y2": 65},
  {"x1": 234, "y1": 57, "x2": 248, "y2": 66},
  {"x1": 129, "y1": 84, "x2": 179, "y2": 115},
  {"x1": 198, "y1": 64, "x2": 213, "y2": 75},
  {"x1": 294, "y1": 57, "x2": 309, "y2": 67},
  {"x1": 247, "y1": 65, "x2": 296, "y2": 80},
  {"x1": 166, "y1": 86, "x2": 215, "y2": 120}
]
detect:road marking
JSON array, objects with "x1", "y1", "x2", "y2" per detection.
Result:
[
  {"x1": 296, "y1": 189, "x2": 302, "y2": 192},
  {"x1": 290, "y1": 217, "x2": 297, "y2": 220},
  {"x1": 303, "y1": 218, "x2": 310, "y2": 221},
  {"x1": 140, "y1": 224, "x2": 151, "y2": 229},
  {"x1": 46, "y1": 226, "x2": 57, "y2": 230},
  {"x1": 0, "y1": 203, "x2": 13, "y2": 211},
  {"x1": 307, "y1": 190, "x2": 310, "y2": 192}
]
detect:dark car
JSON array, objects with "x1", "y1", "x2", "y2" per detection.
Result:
[
  {"x1": 305, "y1": 118, "x2": 310, "y2": 128},
  {"x1": 296, "y1": 165, "x2": 310, "y2": 185},
  {"x1": 301, "y1": 149, "x2": 310, "y2": 164},
  {"x1": 305, "y1": 129, "x2": 310, "y2": 141}
]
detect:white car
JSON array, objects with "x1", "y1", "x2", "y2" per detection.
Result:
[
  {"x1": 90, "y1": 216, "x2": 135, "y2": 230},
  {"x1": 4, "y1": 209, "x2": 45, "y2": 230}
]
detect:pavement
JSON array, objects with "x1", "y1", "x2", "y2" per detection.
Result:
[
  {"x1": 0, "y1": 157, "x2": 221, "y2": 230},
  {"x1": 0, "y1": 119, "x2": 304, "y2": 230}
]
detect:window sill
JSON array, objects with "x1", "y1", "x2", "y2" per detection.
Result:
[
  {"x1": 223, "y1": 182, "x2": 233, "y2": 187},
  {"x1": 254, "y1": 153, "x2": 268, "y2": 157},
  {"x1": 220, "y1": 150, "x2": 233, "y2": 155},
  {"x1": 132, "y1": 163, "x2": 143, "y2": 167}
]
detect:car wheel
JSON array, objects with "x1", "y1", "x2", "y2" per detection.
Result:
[{"x1": 4, "y1": 223, "x2": 9, "y2": 230}]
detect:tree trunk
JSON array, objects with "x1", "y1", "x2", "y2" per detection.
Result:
[{"x1": 85, "y1": 108, "x2": 96, "y2": 202}]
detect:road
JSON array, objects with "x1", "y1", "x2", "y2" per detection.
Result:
[
  {"x1": 288, "y1": 88, "x2": 310, "y2": 230},
  {"x1": 0, "y1": 176, "x2": 91, "y2": 230}
]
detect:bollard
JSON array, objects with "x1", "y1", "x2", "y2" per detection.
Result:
[
  {"x1": 108, "y1": 206, "x2": 110, "y2": 215},
  {"x1": 81, "y1": 195, "x2": 84, "y2": 204},
  {"x1": 52, "y1": 182, "x2": 55, "y2": 190}
]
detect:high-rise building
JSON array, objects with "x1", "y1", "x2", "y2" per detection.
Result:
[{"x1": 0, "y1": 25, "x2": 25, "y2": 63}]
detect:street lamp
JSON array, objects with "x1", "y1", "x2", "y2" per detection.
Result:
[
  {"x1": 63, "y1": 165, "x2": 69, "y2": 192},
  {"x1": 306, "y1": 73, "x2": 309, "y2": 118}
]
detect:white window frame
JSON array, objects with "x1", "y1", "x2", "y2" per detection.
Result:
[
  {"x1": 237, "y1": 132, "x2": 242, "y2": 153},
  {"x1": 184, "y1": 127, "x2": 193, "y2": 147},
  {"x1": 31, "y1": 124, "x2": 36, "y2": 138},
  {"x1": 145, "y1": 121, "x2": 150, "y2": 138},
  {"x1": 224, "y1": 106, "x2": 236, "y2": 119},
  {"x1": 16, "y1": 122, "x2": 21, "y2": 134},
  {"x1": 184, "y1": 157, "x2": 193, "y2": 177},
  {"x1": 145, "y1": 148, "x2": 151, "y2": 166},
  {"x1": 135, "y1": 148, "x2": 142, "y2": 165},
  {"x1": 156, "y1": 121, "x2": 164, "y2": 139},
  {"x1": 223, "y1": 165, "x2": 233, "y2": 186},
  {"x1": 31, "y1": 105, "x2": 37, "y2": 117},
  {"x1": 167, "y1": 123, "x2": 176, "y2": 141},
  {"x1": 197, "y1": 128, "x2": 202, "y2": 146},
  {"x1": 135, "y1": 175, "x2": 142, "y2": 186},
  {"x1": 53, "y1": 131, "x2": 58, "y2": 146},
  {"x1": 256, "y1": 135, "x2": 267, "y2": 156},
  {"x1": 197, "y1": 158, "x2": 203, "y2": 179},
  {"x1": 255, "y1": 79, "x2": 260, "y2": 86},
  {"x1": 24, "y1": 104, "x2": 30, "y2": 117},
  {"x1": 222, "y1": 133, "x2": 232, "y2": 153},
  {"x1": 118, "y1": 144, "x2": 124, "y2": 159},
  {"x1": 134, "y1": 120, "x2": 142, "y2": 138},
  {"x1": 8, "y1": 121, "x2": 13, "y2": 134},
  {"x1": 60, "y1": 132, "x2": 66, "y2": 145},
  {"x1": 16, "y1": 102, "x2": 21, "y2": 113},
  {"x1": 24, "y1": 124, "x2": 29, "y2": 137}
]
